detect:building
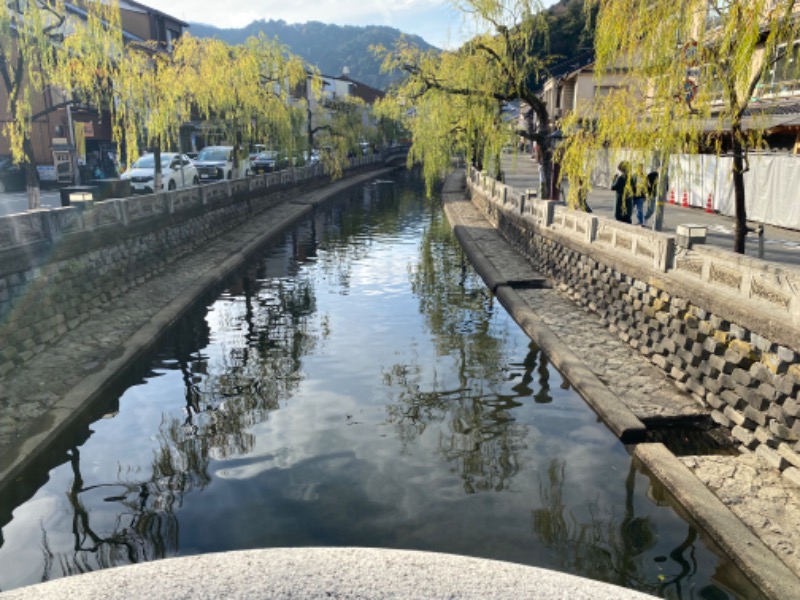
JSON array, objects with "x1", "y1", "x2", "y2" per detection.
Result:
[{"x1": 0, "y1": 0, "x2": 188, "y2": 185}]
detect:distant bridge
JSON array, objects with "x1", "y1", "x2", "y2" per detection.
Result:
[{"x1": 383, "y1": 144, "x2": 411, "y2": 167}]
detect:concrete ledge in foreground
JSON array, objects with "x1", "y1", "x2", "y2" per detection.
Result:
[{"x1": 0, "y1": 548, "x2": 658, "y2": 600}]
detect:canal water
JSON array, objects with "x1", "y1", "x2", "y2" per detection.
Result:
[{"x1": 0, "y1": 170, "x2": 765, "y2": 598}]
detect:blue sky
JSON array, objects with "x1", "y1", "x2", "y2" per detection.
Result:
[{"x1": 143, "y1": 0, "x2": 473, "y2": 49}]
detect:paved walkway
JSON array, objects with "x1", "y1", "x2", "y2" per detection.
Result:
[
  {"x1": 442, "y1": 170, "x2": 800, "y2": 600},
  {"x1": 500, "y1": 153, "x2": 800, "y2": 266}
]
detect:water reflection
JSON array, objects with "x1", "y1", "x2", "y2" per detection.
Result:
[
  {"x1": 0, "y1": 172, "x2": 766, "y2": 599},
  {"x1": 531, "y1": 457, "x2": 766, "y2": 599}
]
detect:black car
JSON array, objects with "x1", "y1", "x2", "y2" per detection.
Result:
[
  {"x1": 251, "y1": 151, "x2": 279, "y2": 175},
  {"x1": 0, "y1": 156, "x2": 26, "y2": 193}
]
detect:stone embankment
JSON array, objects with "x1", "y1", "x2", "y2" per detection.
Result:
[
  {"x1": 0, "y1": 163, "x2": 391, "y2": 497},
  {"x1": 442, "y1": 169, "x2": 800, "y2": 600}
]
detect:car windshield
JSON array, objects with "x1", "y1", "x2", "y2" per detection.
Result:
[
  {"x1": 197, "y1": 148, "x2": 229, "y2": 161},
  {"x1": 256, "y1": 152, "x2": 277, "y2": 160},
  {"x1": 131, "y1": 155, "x2": 172, "y2": 169}
]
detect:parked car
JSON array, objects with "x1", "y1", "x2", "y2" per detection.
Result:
[
  {"x1": 251, "y1": 151, "x2": 279, "y2": 175},
  {"x1": 248, "y1": 144, "x2": 266, "y2": 162},
  {"x1": 120, "y1": 153, "x2": 198, "y2": 194},
  {"x1": 194, "y1": 145, "x2": 250, "y2": 181},
  {"x1": 0, "y1": 155, "x2": 26, "y2": 193}
]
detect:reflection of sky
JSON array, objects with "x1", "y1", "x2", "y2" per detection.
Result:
[{"x1": 0, "y1": 178, "x2": 753, "y2": 598}]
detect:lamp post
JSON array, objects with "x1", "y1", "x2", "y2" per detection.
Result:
[{"x1": 548, "y1": 128, "x2": 564, "y2": 201}]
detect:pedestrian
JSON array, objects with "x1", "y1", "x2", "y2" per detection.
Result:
[
  {"x1": 611, "y1": 161, "x2": 633, "y2": 223},
  {"x1": 632, "y1": 164, "x2": 647, "y2": 226},
  {"x1": 644, "y1": 170, "x2": 659, "y2": 223}
]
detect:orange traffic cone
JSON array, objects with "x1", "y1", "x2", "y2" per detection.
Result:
[
  {"x1": 681, "y1": 190, "x2": 689, "y2": 208},
  {"x1": 669, "y1": 189, "x2": 676, "y2": 205},
  {"x1": 705, "y1": 193, "x2": 713, "y2": 213}
]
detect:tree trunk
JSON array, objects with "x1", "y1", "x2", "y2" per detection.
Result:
[
  {"x1": 527, "y1": 102, "x2": 553, "y2": 200},
  {"x1": 731, "y1": 128, "x2": 747, "y2": 254},
  {"x1": 23, "y1": 137, "x2": 41, "y2": 210},
  {"x1": 234, "y1": 129, "x2": 243, "y2": 178},
  {"x1": 154, "y1": 144, "x2": 162, "y2": 192}
]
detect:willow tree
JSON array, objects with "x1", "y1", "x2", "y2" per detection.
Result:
[
  {"x1": 376, "y1": 0, "x2": 554, "y2": 196},
  {"x1": 112, "y1": 34, "x2": 308, "y2": 182},
  {"x1": 308, "y1": 93, "x2": 376, "y2": 178},
  {"x1": 561, "y1": 0, "x2": 800, "y2": 253},
  {"x1": 186, "y1": 34, "x2": 308, "y2": 176},
  {"x1": 1, "y1": 0, "x2": 122, "y2": 207}
]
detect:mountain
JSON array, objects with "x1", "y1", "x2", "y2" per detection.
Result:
[{"x1": 187, "y1": 20, "x2": 438, "y2": 91}]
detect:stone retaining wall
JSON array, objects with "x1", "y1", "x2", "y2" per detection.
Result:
[
  {"x1": 468, "y1": 168, "x2": 800, "y2": 486},
  {"x1": 0, "y1": 158, "x2": 379, "y2": 379}
]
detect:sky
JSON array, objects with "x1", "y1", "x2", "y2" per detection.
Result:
[{"x1": 140, "y1": 0, "x2": 477, "y2": 49}]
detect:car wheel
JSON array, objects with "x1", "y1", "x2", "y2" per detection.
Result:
[{"x1": 168, "y1": 179, "x2": 177, "y2": 191}]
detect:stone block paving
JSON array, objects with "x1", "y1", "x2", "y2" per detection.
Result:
[
  {"x1": 682, "y1": 454, "x2": 800, "y2": 577},
  {"x1": 513, "y1": 285, "x2": 706, "y2": 421},
  {"x1": 442, "y1": 191, "x2": 706, "y2": 421}
]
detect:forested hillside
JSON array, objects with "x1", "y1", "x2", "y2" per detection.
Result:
[
  {"x1": 188, "y1": 20, "x2": 436, "y2": 90},
  {"x1": 188, "y1": 0, "x2": 594, "y2": 91}
]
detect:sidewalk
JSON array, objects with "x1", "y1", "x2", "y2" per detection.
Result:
[{"x1": 499, "y1": 153, "x2": 800, "y2": 267}]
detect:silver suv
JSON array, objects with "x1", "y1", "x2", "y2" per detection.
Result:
[{"x1": 194, "y1": 146, "x2": 250, "y2": 181}]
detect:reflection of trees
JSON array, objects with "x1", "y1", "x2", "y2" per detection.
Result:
[
  {"x1": 312, "y1": 174, "x2": 431, "y2": 294},
  {"x1": 40, "y1": 446, "x2": 179, "y2": 581},
  {"x1": 385, "y1": 209, "x2": 560, "y2": 493},
  {"x1": 38, "y1": 233, "x2": 325, "y2": 581},
  {"x1": 531, "y1": 458, "x2": 720, "y2": 598}
]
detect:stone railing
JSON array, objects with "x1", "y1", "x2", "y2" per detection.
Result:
[
  {"x1": 0, "y1": 157, "x2": 380, "y2": 378},
  {"x1": 468, "y1": 166, "x2": 800, "y2": 485}
]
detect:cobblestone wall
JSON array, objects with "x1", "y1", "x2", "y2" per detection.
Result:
[
  {"x1": 468, "y1": 171, "x2": 800, "y2": 487},
  {"x1": 0, "y1": 158, "x2": 379, "y2": 379}
]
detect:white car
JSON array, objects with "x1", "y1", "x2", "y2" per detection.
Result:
[{"x1": 121, "y1": 153, "x2": 199, "y2": 194}]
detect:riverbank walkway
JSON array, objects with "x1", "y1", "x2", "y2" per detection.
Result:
[{"x1": 442, "y1": 166, "x2": 800, "y2": 600}]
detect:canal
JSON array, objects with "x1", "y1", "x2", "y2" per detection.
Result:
[{"x1": 0, "y1": 169, "x2": 765, "y2": 598}]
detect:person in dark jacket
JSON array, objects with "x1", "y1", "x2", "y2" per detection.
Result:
[
  {"x1": 611, "y1": 161, "x2": 633, "y2": 223},
  {"x1": 644, "y1": 170, "x2": 659, "y2": 222}
]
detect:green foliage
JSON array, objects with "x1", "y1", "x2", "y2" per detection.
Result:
[
  {"x1": 111, "y1": 33, "x2": 309, "y2": 169},
  {"x1": 0, "y1": 0, "x2": 122, "y2": 164},
  {"x1": 559, "y1": 0, "x2": 800, "y2": 218},
  {"x1": 377, "y1": 1, "x2": 553, "y2": 195}
]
